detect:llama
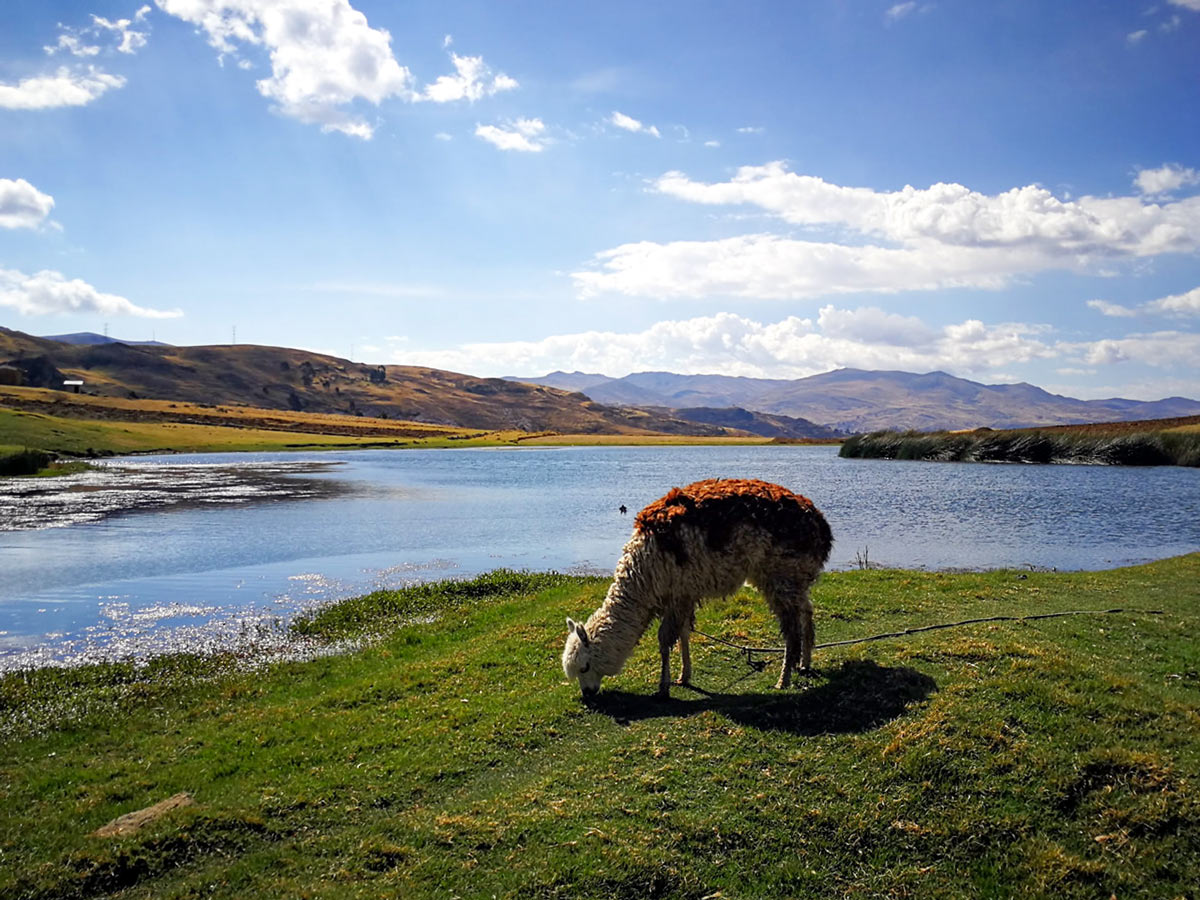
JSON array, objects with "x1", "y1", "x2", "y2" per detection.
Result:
[{"x1": 563, "y1": 478, "x2": 832, "y2": 698}]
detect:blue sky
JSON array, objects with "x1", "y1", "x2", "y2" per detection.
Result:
[{"x1": 2, "y1": 1, "x2": 1199, "y2": 400}]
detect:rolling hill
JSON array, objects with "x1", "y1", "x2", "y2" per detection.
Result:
[{"x1": 0, "y1": 328, "x2": 730, "y2": 436}]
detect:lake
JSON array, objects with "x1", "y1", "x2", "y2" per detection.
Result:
[{"x1": 3, "y1": 444, "x2": 1198, "y2": 670}]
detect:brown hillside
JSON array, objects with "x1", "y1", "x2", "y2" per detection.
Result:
[{"x1": 0, "y1": 328, "x2": 731, "y2": 436}]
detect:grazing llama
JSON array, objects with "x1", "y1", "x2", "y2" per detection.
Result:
[{"x1": 563, "y1": 478, "x2": 832, "y2": 698}]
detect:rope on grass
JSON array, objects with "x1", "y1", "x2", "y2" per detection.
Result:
[{"x1": 692, "y1": 607, "x2": 1166, "y2": 672}]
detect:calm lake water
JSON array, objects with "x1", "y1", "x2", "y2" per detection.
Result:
[{"x1": 3, "y1": 445, "x2": 1198, "y2": 669}]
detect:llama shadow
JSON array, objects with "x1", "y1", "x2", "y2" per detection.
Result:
[{"x1": 588, "y1": 659, "x2": 936, "y2": 736}]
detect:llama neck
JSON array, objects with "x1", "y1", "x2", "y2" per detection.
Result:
[{"x1": 584, "y1": 577, "x2": 656, "y2": 676}]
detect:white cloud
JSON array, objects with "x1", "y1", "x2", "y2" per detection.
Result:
[
  {"x1": 155, "y1": 0, "x2": 415, "y2": 138},
  {"x1": 816, "y1": 305, "x2": 937, "y2": 347},
  {"x1": 1127, "y1": 29, "x2": 1149, "y2": 44},
  {"x1": 736, "y1": 126, "x2": 764, "y2": 134},
  {"x1": 92, "y1": 7, "x2": 153, "y2": 54},
  {"x1": 0, "y1": 179, "x2": 55, "y2": 230},
  {"x1": 574, "y1": 162, "x2": 1200, "y2": 300},
  {"x1": 609, "y1": 111, "x2": 660, "y2": 138},
  {"x1": 418, "y1": 52, "x2": 517, "y2": 103},
  {"x1": 1134, "y1": 163, "x2": 1200, "y2": 196},
  {"x1": 885, "y1": 2, "x2": 918, "y2": 22},
  {"x1": 156, "y1": 3, "x2": 515, "y2": 137},
  {"x1": 577, "y1": 232, "x2": 1061, "y2": 300},
  {"x1": 1065, "y1": 331, "x2": 1200, "y2": 370},
  {"x1": 0, "y1": 66, "x2": 126, "y2": 109},
  {"x1": 475, "y1": 118, "x2": 546, "y2": 152},
  {"x1": 397, "y1": 308, "x2": 1055, "y2": 380},
  {"x1": 704, "y1": 140, "x2": 720, "y2": 148},
  {"x1": 1086, "y1": 299, "x2": 1137, "y2": 317},
  {"x1": 1086, "y1": 285, "x2": 1200, "y2": 318},
  {"x1": 46, "y1": 5, "x2": 152, "y2": 57},
  {"x1": 1169, "y1": 0, "x2": 1200, "y2": 10},
  {"x1": 1146, "y1": 285, "x2": 1200, "y2": 316},
  {"x1": 0, "y1": 267, "x2": 181, "y2": 318},
  {"x1": 45, "y1": 34, "x2": 102, "y2": 57},
  {"x1": 434, "y1": 131, "x2": 452, "y2": 141}
]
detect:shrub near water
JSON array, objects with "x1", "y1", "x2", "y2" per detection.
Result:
[
  {"x1": 0, "y1": 447, "x2": 53, "y2": 476},
  {"x1": 3, "y1": 559, "x2": 1200, "y2": 899}
]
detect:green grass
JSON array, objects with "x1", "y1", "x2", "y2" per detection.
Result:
[
  {"x1": 841, "y1": 428, "x2": 1200, "y2": 466},
  {"x1": 0, "y1": 407, "x2": 537, "y2": 458},
  {"x1": 3, "y1": 558, "x2": 1199, "y2": 898}
]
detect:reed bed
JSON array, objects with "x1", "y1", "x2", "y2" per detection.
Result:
[{"x1": 840, "y1": 428, "x2": 1200, "y2": 466}]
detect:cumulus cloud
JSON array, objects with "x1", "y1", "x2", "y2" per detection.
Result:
[
  {"x1": 154, "y1": 3, "x2": 516, "y2": 137},
  {"x1": 0, "y1": 66, "x2": 126, "y2": 109},
  {"x1": 0, "y1": 179, "x2": 55, "y2": 230},
  {"x1": 396, "y1": 307, "x2": 1055, "y2": 380},
  {"x1": 156, "y1": 0, "x2": 414, "y2": 137},
  {"x1": 1134, "y1": 163, "x2": 1200, "y2": 196},
  {"x1": 417, "y1": 51, "x2": 517, "y2": 103},
  {"x1": 577, "y1": 232, "x2": 1054, "y2": 300},
  {"x1": 0, "y1": 267, "x2": 181, "y2": 318},
  {"x1": 574, "y1": 162, "x2": 1200, "y2": 300},
  {"x1": 1086, "y1": 299, "x2": 1137, "y2": 317},
  {"x1": 1087, "y1": 286, "x2": 1200, "y2": 318},
  {"x1": 1169, "y1": 0, "x2": 1200, "y2": 10},
  {"x1": 609, "y1": 111, "x2": 660, "y2": 138},
  {"x1": 1146, "y1": 285, "x2": 1200, "y2": 316},
  {"x1": 475, "y1": 118, "x2": 547, "y2": 152},
  {"x1": 1064, "y1": 331, "x2": 1200, "y2": 370}
]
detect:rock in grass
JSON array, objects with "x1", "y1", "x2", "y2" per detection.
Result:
[{"x1": 91, "y1": 792, "x2": 194, "y2": 838}]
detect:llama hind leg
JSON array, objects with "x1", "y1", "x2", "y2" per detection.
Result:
[
  {"x1": 763, "y1": 581, "x2": 815, "y2": 689},
  {"x1": 798, "y1": 589, "x2": 815, "y2": 673}
]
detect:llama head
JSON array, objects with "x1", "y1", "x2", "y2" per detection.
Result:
[{"x1": 562, "y1": 617, "x2": 602, "y2": 697}]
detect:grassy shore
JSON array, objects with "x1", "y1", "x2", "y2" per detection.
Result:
[
  {"x1": 3, "y1": 558, "x2": 1199, "y2": 898},
  {"x1": 0, "y1": 387, "x2": 778, "y2": 461}
]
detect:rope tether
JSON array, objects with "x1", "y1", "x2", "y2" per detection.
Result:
[{"x1": 692, "y1": 608, "x2": 1165, "y2": 672}]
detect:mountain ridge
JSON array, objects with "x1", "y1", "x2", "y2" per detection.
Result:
[{"x1": 511, "y1": 368, "x2": 1200, "y2": 432}]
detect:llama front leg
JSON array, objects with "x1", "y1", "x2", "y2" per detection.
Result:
[
  {"x1": 656, "y1": 616, "x2": 681, "y2": 698},
  {"x1": 678, "y1": 617, "x2": 692, "y2": 686}
]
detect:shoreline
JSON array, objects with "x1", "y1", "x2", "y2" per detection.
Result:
[{"x1": 0, "y1": 551, "x2": 1185, "y2": 675}]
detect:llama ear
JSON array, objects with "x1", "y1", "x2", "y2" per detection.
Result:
[
  {"x1": 574, "y1": 622, "x2": 590, "y2": 646},
  {"x1": 566, "y1": 617, "x2": 577, "y2": 632}
]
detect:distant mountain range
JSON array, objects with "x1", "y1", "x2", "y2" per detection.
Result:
[
  {"x1": 5, "y1": 326, "x2": 1196, "y2": 435},
  {"x1": 512, "y1": 370, "x2": 1200, "y2": 433},
  {"x1": 40, "y1": 332, "x2": 171, "y2": 347}
]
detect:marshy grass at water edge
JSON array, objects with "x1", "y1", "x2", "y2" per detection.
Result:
[
  {"x1": 2, "y1": 559, "x2": 1199, "y2": 898},
  {"x1": 840, "y1": 428, "x2": 1200, "y2": 466}
]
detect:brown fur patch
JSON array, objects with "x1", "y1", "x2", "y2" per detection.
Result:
[{"x1": 634, "y1": 478, "x2": 832, "y2": 566}]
